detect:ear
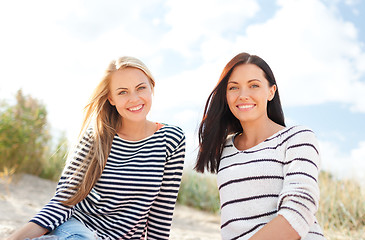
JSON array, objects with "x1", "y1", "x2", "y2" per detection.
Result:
[
  {"x1": 268, "y1": 84, "x2": 277, "y2": 101},
  {"x1": 148, "y1": 80, "x2": 155, "y2": 95},
  {"x1": 108, "y1": 95, "x2": 115, "y2": 106}
]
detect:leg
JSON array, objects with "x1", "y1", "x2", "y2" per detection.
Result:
[{"x1": 47, "y1": 217, "x2": 99, "y2": 240}]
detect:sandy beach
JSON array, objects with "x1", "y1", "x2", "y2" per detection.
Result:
[{"x1": 0, "y1": 174, "x2": 221, "y2": 240}]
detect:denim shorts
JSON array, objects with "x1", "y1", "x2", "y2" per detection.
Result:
[{"x1": 29, "y1": 217, "x2": 101, "y2": 240}]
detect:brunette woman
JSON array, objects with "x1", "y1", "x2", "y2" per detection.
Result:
[{"x1": 196, "y1": 52, "x2": 325, "y2": 240}]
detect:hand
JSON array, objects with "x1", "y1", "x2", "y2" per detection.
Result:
[
  {"x1": 249, "y1": 215, "x2": 300, "y2": 240},
  {"x1": 6, "y1": 222, "x2": 48, "y2": 240}
]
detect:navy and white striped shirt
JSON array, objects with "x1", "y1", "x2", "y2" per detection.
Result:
[
  {"x1": 217, "y1": 125, "x2": 325, "y2": 240},
  {"x1": 30, "y1": 124, "x2": 185, "y2": 239}
]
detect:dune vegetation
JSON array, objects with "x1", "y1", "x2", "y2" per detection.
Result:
[{"x1": 0, "y1": 90, "x2": 68, "y2": 181}]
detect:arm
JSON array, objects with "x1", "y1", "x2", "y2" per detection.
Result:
[
  {"x1": 251, "y1": 126, "x2": 321, "y2": 239},
  {"x1": 7, "y1": 222, "x2": 48, "y2": 240},
  {"x1": 147, "y1": 128, "x2": 185, "y2": 240}
]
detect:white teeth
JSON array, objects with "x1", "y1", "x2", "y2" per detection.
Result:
[
  {"x1": 129, "y1": 105, "x2": 143, "y2": 111},
  {"x1": 238, "y1": 105, "x2": 254, "y2": 109}
]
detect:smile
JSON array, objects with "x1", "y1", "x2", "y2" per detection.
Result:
[
  {"x1": 237, "y1": 104, "x2": 255, "y2": 110},
  {"x1": 128, "y1": 104, "x2": 144, "y2": 112}
]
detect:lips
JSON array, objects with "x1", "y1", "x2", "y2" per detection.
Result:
[
  {"x1": 237, "y1": 104, "x2": 255, "y2": 110},
  {"x1": 128, "y1": 104, "x2": 144, "y2": 112}
]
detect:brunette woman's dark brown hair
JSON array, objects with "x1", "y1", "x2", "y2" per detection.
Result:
[{"x1": 195, "y1": 52, "x2": 285, "y2": 173}]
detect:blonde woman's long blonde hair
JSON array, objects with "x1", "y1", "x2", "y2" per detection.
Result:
[{"x1": 62, "y1": 56, "x2": 155, "y2": 206}]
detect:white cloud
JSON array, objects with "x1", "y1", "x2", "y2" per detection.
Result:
[
  {"x1": 161, "y1": 0, "x2": 260, "y2": 57},
  {"x1": 152, "y1": 62, "x2": 221, "y2": 110},
  {"x1": 319, "y1": 140, "x2": 365, "y2": 183}
]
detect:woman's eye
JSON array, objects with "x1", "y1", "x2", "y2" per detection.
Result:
[
  {"x1": 228, "y1": 86, "x2": 238, "y2": 91},
  {"x1": 251, "y1": 84, "x2": 259, "y2": 88},
  {"x1": 118, "y1": 91, "x2": 127, "y2": 95},
  {"x1": 138, "y1": 86, "x2": 146, "y2": 91}
]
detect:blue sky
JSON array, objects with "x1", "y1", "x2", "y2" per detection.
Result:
[{"x1": 0, "y1": 0, "x2": 364, "y2": 182}]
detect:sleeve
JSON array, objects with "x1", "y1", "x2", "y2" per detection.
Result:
[
  {"x1": 146, "y1": 127, "x2": 186, "y2": 240},
  {"x1": 277, "y1": 126, "x2": 321, "y2": 238},
  {"x1": 29, "y1": 129, "x2": 94, "y2": 232}
]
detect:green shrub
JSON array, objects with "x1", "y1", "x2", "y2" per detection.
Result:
[
  {"x1": 177, "y1": 169, "x2": 220, "y2": 213},
  {"x1": 0, "y1": 89, "x2": 67, "y2": 180}
]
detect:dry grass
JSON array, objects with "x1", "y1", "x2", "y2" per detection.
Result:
[
  {"x1": 318, "y1": 172, "x2": 365, "y2": 239},
  {"x1": 0, "y1": 166, "x2": 17, "y2": 196}
]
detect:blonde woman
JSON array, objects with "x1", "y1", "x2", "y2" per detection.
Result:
[{"x1": 8, "y1": 56, "x2": 186, "y2": 240}]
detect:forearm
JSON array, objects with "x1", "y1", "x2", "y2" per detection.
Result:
[
  {"x1": 7, "y1": 222, "x2": 48, "y2": 240},
  {"x1": 249, "y1": 215, "x2": 300, "y2": 240}
]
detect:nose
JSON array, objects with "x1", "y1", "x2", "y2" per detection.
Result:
[
  {"x1": 238, "y1": 88, "x2": 249, "y2": 101},
  {"x1": 128, "y1": 91, "x2": 140, "y2": 102}
]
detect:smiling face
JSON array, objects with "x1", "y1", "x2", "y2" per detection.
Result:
[
  {"x1": 108, "y1": 67, "x2": 153, "y2": 124},
  {"x1": 226, "y1": 64, "x2": 276, "y2": 126}
]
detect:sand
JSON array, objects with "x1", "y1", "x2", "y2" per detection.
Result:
[{"x1": 0, "y1": 174, "x2": 221, "y2": 240}]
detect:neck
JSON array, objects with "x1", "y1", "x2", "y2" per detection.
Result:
[
  {"x1": 118, "y1": 119, "x2": 155, "y2": 141},
  {"x1": 236, "y1": 117, "x2": 284, "y2": 150}
]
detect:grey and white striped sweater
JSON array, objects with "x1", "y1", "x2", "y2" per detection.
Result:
[{"x1": 217, "y1": 125, "x2": 325, "y2": 240}]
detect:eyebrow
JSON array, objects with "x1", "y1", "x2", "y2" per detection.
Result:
[
  {"x1": 227, "y1": 79, "x2": 262, "y2": 84},
  {"x1": 115, "y1": 82, "x2": 147, "y2": 91},
  {"x1": 248, "y1": 79, "x2": 262, "y2": 83}
]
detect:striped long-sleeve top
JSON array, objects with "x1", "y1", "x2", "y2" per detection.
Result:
[
  {"x1": 217, "y1": 125, "x2": 325, "y2": 240},
  {"x1": 30, "y1": 124, "x2": 185, "y2": 239}
]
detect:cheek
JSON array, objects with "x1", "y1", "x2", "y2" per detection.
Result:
[
  {"x1": 114, "y1": 97, "x2": 127, "y2": 107},
  {"x1": 226, "y1": 93, "x2": 236, "y2": 108},
  {"x1": 142, "y1": 91, "x2": 153, "y2": 102}
]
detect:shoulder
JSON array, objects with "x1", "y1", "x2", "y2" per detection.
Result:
[
  {"x1": 224, "y1": 133, "x2": 236, "y2": 148},
  {"x1": 85, "y1": 127, "x2": 94, "y2": 139},
  {"x1": 282, "y1": 125, "x2": 320, "y2": 153},
  {"x1": 220, "y1": 134, "x2": 237, "y2": 160},
  {"x1": 160, "y1": 124, "x2": 185, "y2": 141},
  {"x1": 159, "y1": 124, "x2": 185, "y2": 153},
  {"x1": 78, "y1": 127, "x2": 95, "y2": 146},
  {"x1": 284, "y1": 125, "x2": 317, "y2": 141}
]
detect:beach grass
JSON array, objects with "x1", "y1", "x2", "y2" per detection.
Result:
[
  {"x1": 177, "y1": 169, "x2": 220, "y2": 213},
  {"x1": 318, "y1": 171, "x2": 365, "y2": 239}
]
